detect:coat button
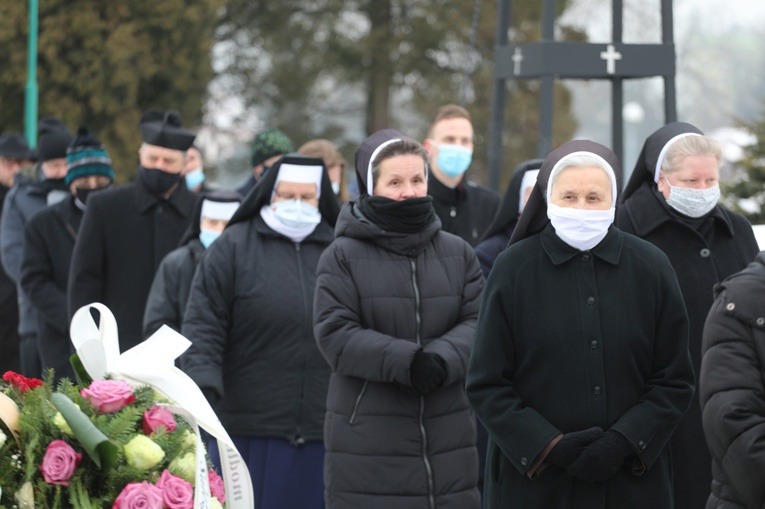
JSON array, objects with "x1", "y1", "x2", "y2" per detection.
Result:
[
  {"x1": 638, "y1": 440, "x2": 646, "y2": 450},
  {"x1": 521, "y1": 457, "x2": 528, "y2": 466},
  {"x1": 450, "y1": 207, "x2": 457, "y2": 217},
  {"x1": 581, "y1": 254, "x2": 590, "y2": 262},
  {"x1": 587, "y1": 296, "x2": 595, "y2": 306},
  {"x1": 590, "y1": 340, "x2": 599, "y2": 350},
  {"x1": 593, "y1": 385, "x2": 601, "y2": 395},
  {"x1": 757, "y1": 317, "x2": 765, "y2": 326},
  {"x1": 726, "y1": 303, "x2": 735, "y2": 311},
  {"x1": 700, "y1": 248, "x2": 710, "y2": 258}
]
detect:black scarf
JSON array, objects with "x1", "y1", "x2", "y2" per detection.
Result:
[{"x1": 357, "y1": 194, "x2": 435, "y2": 234}]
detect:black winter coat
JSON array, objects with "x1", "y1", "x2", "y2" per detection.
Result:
[
  {"x1": 143, "y1": 240, "x2": 205, "y2": 338},
  {"x1": 467, "y1": 224, "x2": 695, "y2": 508},
  {"x1": 428, "y1": 176, "x2": 500, "y2": 247},
  {"x1": 0, "y1": 184, "x2": 20, "y2": 372},
  {"x1": 700, "y1": 251, "x2": 765, "y2": 509},
  {"x1": 617, "y1": 182, "x2": 759, "y2": 508},
  {"x1": 313, "y1": 203, "x2": 484, "y2": 509},
  {"x1": 68, "y1": 179, "x2": 198, "y2": 352},
  {"x1": 181, "y1": 216, "x2": 334, "y2": 441},
  {"x1": 20, "y1": 197, "x2": 82, "y2": 380}
]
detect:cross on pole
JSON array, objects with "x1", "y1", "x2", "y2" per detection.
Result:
[
  {"x1": 512, "y1": 48, "x2": 524, "y2": 75},
  {"x1": 487, "y1": 0, "x2": 677, "y2": 192},
  {"x1": 600, "y1": 44, "x2": 622, "y2": 75}
]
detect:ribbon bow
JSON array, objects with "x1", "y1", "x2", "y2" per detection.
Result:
[{"x1": 70, "y1": 303, "x2": 254, "y2": 509}]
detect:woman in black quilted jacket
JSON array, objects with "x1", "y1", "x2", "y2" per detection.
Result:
[{"x1": 313, "y1": 130, "x2": 484, "y2": 509}]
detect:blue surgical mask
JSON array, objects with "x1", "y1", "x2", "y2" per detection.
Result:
[
  {"x1": 434, "y1": 143, "x2": 472, "y2": 178},
  {"x1": 271, "y1": 199, "x2": 321, "y2": 229},
  {"x1": 185, "y1": 168, "x2": 205, "y2": 190},
  {"x1": 199, "y1": 227, "x2": 221, "y2": 249}
]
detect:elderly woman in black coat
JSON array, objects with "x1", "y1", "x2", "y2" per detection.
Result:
[
  {"x1": 617, "y1": 122, "x2": 760, "y2": 509},
  {"x1": 467, "y1": 140, "x2": 695, "y2": 508},
  {"x1": 181, "y1": 154, "x2": 339, "y2": 509},
  {"x1": 700, "y1": 250, "x2": 765, "y2": 509},
  {"x1": 313, "y1": 129, "x2": 484, "y2": 509}
]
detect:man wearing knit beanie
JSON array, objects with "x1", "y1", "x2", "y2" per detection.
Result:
[
  {"x1": 20, "y1": 126, "x2": 115, "y2": 381},
  {"x1": 236, "y1": 127, "x2": 293, "y2": 197},
  {"x1": 0, "y1": 115, "x2": 74, "y2": 377}
]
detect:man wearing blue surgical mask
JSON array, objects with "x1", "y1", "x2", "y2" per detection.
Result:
[{"x1": 424, "y1": 104, "x2": 500, "y2": 246}]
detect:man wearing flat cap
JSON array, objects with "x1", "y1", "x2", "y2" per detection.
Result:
[
  {"x1": 0, "y1": 133, "x2": 34, "y2": 374},
  {"x1": 68, "y1": 111, "x2": 198, "y2": 352},
  {"x1": 2, "y1": 117, "x2": 73, "y2": 376}
]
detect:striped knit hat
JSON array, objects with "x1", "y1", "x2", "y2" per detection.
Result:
[{"x1": 65, "y1": 126, "x2": 115, "y2": 186}]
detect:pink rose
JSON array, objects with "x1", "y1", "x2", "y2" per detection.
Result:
[
  {"x1": 81, "y1": 380, "x2": 136, "y2": 414},
  {"x1": 156, "y1": 469, "x2": 194, "y2": 509},
  {"x1": 208, "y1": 468, "x2": 226, "y2": 503},
  {"x1": 40, "y1": 440, "x2": 82, "y2": 486},
  {"x1": 142, "y1": 406, "x2": 177, "y2": 435},
  {"x1": 112, "y1": 481, "x2": 163, "y2": 509}
]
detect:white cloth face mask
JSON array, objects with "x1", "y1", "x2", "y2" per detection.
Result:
[
  {"x1": 664, "y1": 181, "x2": 720, "y2": 218},
  {"x1": 547, "y1": 203, "x2": 615, "y2": 251}
]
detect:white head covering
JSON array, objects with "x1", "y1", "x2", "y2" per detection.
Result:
[
  {"x1": 200, "y1": 200, "x2": 240, "y2": 221},
  {"x1": 366, "y1": 138, "x2": 401, "y2": 195},
  {"x1": 546, "y1": 151, "x2": 618, "y2": 209},
  {"x1": 272, "y1": 162, "x2": 323, "y2": 201},
  {"x1": 519, "y1": 169, "x2": 540, "y2": 213},
  {"x1": 653, "y1": 133, "x2": 704, "y2": 183}
]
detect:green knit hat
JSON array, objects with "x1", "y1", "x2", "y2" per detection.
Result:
[
  {"x1": 65, "y1": 126, "x2": 116, "y2": 186},
  {"x1": 250, "y1": 128, "x2": 293, "y2": 167}
]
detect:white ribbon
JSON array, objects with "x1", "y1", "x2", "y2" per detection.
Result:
[{"x1": 70, "y1": 303, "x2": 254, "y2": 509}]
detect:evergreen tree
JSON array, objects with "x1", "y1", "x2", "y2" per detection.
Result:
[
  {"x1": 723, "y1": 108, "x2": 765, "y2": 223},
  {"x1": 0, "y1": 0, "x2": 223, "y2": 181}
]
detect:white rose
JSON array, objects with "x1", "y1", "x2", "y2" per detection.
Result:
[
  {"x1": 0, "y1": 428, "x2": 7, "y2": 449},
  {"x1": 15, "y1": 481, "x2": 34, "y2": 509}
]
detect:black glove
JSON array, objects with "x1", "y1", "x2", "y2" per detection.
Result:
[
  {"x1": 409, "y1": 351, "x2": 447, "y2": 395},
  {"x1": 567, "y1": 430, "x2": 633, "y2": 483},
  {"x1": 546, "y1": 427, "x2": 604, "y2": 469}
]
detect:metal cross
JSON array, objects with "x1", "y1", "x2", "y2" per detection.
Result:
[
  {"x1": 600, "y1": 44, "x2": 622, "y2": 75},
  {"x1": 512, "y1": 47, "x2": 524, "y2": 75}
]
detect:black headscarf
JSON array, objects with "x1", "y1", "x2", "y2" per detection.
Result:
[
  {"x1": 354, "y1": 128, "x2": 410, "y2": 196},
  {"x1": 227, "y1": 153, "x2": 340, "y2": 228},
  {"x1": 178, "y1": 189, "x2": 242, "y2": 246},
  {"x1": 480, "y1": 158, "x2": 544, "y2": 241},
  {"x1": 621, "y1": 122, "x2": 704, "y2": 202},
  {"x1": 508, "y1": 140, "x2": 622, "y2": 247}
]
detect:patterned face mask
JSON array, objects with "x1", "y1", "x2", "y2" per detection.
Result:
[{"x1": 663, "y1": 177, "x2": 720, "y2": 218}]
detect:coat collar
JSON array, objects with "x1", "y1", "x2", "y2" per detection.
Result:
[
  {"x1": 428, "y1": 173, "x2": 466, "y2": 205},
  {"x1": 626, "y1": 182, "x2": 734, "y2": 238},
  {"x1": 540, "y1": 223, "x2": 622, "y2": 266},
  {"x1": 133, "y1": 175, "x2": 196, "y2": 217}
]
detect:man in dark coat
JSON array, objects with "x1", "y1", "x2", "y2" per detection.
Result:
[
  {"x1": 423, "y1": 104, "x2": 500, "y2": 246},
  {"x1": 68, "y1": 111, "x2": 198, "y2": 352},
  {"x1": 700, "y1": 250, "x2": 765, "y2": 509},
  {"x1": 1, "y1": 118, "x2": 73, "y2": 376},
  {"x1": 617, "y1": 122, "x2": 760, "y2": 509},
  {"x1": 0, "y1": 133, "x2": 34, "y2": 373},
  {"x1": 467, "y1": 140, "x2": 695, "y2": 508},
  {"x1": 21, "y1": 127, "x2": 115, "y2": 381}
]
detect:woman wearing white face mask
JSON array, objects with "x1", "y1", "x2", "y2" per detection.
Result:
[
  {"x1": 181, "y1": 154, "x2": 340, "y2": 509},
  {"x1": 467, "y1": 140, "x2": 695, "y2": 508},
  {"x1": 617, "y1": 122, "x2": 759, "y2": 509}
]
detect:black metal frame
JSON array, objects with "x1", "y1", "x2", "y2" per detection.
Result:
[{"x1": 488, "y1": 0, "x2": 676, "y2": 190}]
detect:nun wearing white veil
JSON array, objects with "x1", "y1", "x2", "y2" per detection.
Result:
[{"x1": 467, "y1": 139, "x2": 695, "y2": 508}]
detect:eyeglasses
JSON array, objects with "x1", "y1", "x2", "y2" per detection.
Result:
[{"x1": 274, "y1": 189, "x2": 318, "y2": 204}]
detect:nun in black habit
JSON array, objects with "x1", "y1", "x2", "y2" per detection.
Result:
[
  {"x1": 474, "y1": 159, "x2": 542, "y2": 278},
  {"x1": 617, "y1": 122, "x2": 759, "y2": 509},
  {"x1": 181, "y1": 154, "x2": 339, "y2": 509},
  {"x1": 466, "y1": 140, "x2": 695, "y2": 508}
]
